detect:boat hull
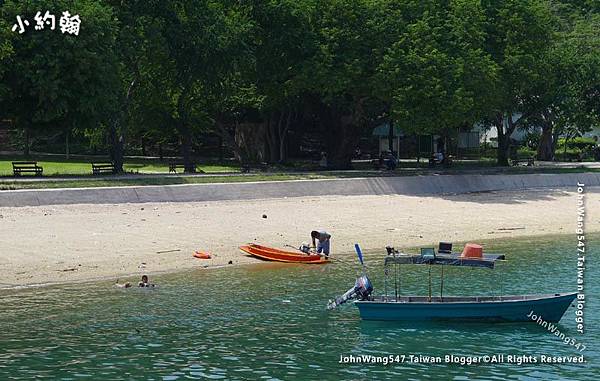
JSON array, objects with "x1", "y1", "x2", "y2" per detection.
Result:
[
  {"x1": 355, "y1": 293, "x2": 576, "y2": 322},
  {"x1": 240, "y1": 244, "x2": 329, "y2": 264}
]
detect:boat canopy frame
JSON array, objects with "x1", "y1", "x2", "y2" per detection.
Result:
[{"x1": 382, "y1": 247, "x2": 505, "y2": 303}]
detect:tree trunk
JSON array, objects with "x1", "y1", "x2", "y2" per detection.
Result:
[
  {"x1": 218, "y1": 137, "x2": 223, "y2": 161},
  {"x1": 388, "y1": 120, "x2": 394, "y2": 154},
  {"x1": 537, "y1": 124, "x2": 554, "y2": 161},
  {"x1": 65, "y1": 130, "x2": 70, "y2": 160},
  {"x1": 279, "y1": 109, "x2": 292, "y2": 163},
  {"x1": 179, "y1": 122, "x2": 195, "y2": 173},
  {"x1": 321, "y1": 99, "x2": 365, "y2": 169},
  {"x1": 497, "y1": 137, "x2": 510, "y2": 166},
  {"x1": 265, "y1": 112, "x2": 281, "y2": 163},
  {"x1": 214, "y1": 115, "x2": 244, "y2": 163},
  {"x1": 175, "y1": 84, "x2": 195, "y2": 173},
  {"x1": 24, "y1": 127, "x2": 30, "y2": 157},
  {"x1": 495, "y1": 114, "x2": 509, "y2": 166},
  {"x1": 109, "y1": 119, "x2": 125, "y2": 172},
  {"x1": 551, "y1": 129, "x2": 560, "y2": 159},
  {"x1": 108, "y1": 77, "x2": 137, "y2": 174}
]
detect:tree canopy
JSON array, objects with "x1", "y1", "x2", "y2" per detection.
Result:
[{"x1": 1, "y1": 0, "x2": 598, "y2": 168}]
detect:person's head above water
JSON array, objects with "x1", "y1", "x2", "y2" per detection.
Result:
[{"x1": 141, "y1": 275, "x2": 148, "y2": 283}]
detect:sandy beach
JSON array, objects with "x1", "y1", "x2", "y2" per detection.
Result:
[{"x1": 1, "y1": 187, "x2": 598, "y2": 288}]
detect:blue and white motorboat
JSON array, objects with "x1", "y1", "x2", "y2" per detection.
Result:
[{"x1": 328, "y1": 243, "x2": 576, "y2": 323}]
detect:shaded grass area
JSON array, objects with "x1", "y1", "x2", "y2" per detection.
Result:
[
  {"x1": 0, "y1": 155, "x2": 499, "y2": 176},
  {"x1": 0, "y1": 156, "x2": 240, "y2": 176}
]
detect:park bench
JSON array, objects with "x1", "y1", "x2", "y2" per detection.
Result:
[
  {"x1": 91, "y1": 162, "x2": 116, "y2": 175},
  {"x1": 511, "y1": 157, "x2": 535, "y2": 167},
  {"x1": 169, "y1": 161, "x2": 202, "y2": 173},
  {"x1": 371, "y1": 159, "x2": 382, "y2": 170},
  {"x1": 12, "y1": 161, "x2": 43, "y2": 176}
]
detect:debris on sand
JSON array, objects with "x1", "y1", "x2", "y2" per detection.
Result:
[{"x1": 156, "y1": 249, "x2": 181, "y2": 254}]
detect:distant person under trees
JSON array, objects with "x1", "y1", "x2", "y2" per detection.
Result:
[
  {"x1": 379, "y1": 151, "x2": 397, "y2": 170},
  {"x1": 319, "y1": 152, "x2": 328, "y2": 169}
]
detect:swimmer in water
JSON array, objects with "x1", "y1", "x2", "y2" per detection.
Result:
[
  {"x1": 138, "y1": 275, "x2": 155, "y2": 288},
  {"x1": 115, "y1": 280, "x2": 132, "y2": 288}
]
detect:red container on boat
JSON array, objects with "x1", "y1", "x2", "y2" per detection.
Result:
[{"x1": 460, "y1": 243, "x2": 483, "y2": 258}]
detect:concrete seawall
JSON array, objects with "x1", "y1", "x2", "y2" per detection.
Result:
[{"x1": 1, "y1": 172, "x2": 599, "y2": 207}]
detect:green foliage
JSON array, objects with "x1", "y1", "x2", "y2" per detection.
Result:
[
  {"x1": 1, "y1": 0, "x2": 599, "y2": 167},
  {"x1": 516, "y1": 146, "x2": 536, "y2": 158},
  {"x1": 379, "y1": 0, "x2": 496, "y2": 133},
  {"x1": 308, "y1": 0, "x2": 381, "y2": 103},
  {"x1": 1, "y1": 0, "x2": 118, "y2": 132},
  {"x1": 252, "y1": 0, "x2": 315, "y2": 109},
  {"x1": 0, "y1": 14, "x2": 13, "y2": 101},
  {"x1": 133, "y1": 0, "x2": 256, "y2": 138},
  {"x1": 557, "y1": 136, "x2": 597, "y2": 150},
  {"x1": 523, "y1": 131, "x2": 540, "y2": 150},
  {"x1": 482, "y1": 0, "x2": 555, "y2": 114}
]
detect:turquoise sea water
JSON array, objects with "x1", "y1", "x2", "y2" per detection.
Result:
[{"x1": 0, "y1": 235, "x2": 597, "y2": 380}]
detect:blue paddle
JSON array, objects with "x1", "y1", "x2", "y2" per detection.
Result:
[{"x1": 354, "y1": 243, "x2": 366, "y2": 274}]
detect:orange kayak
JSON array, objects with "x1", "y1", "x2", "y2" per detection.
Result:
[
  {"x1": 240, "y1": 244, "x2": 329, "y2": 264},
  {"x1": 193, "y1": 251, "x2": 211, "y2": 259}
]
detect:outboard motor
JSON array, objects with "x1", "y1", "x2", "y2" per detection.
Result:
[
  {"x1": 327, "y1": 275, "x2": 373, "y2": 310},
  {"x1": 298, "y1": 243, "x2": 311, "y2": 254}
]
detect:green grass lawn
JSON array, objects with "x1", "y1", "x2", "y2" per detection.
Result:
[
  {"x1": 0, "y1": 156, "x2": 240, "y2": 176},
  {"x1": 0, "y1": 154, "x2": 597, "y2": 190}
]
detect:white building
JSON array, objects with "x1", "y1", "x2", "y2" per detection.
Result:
[{"x1": 474, "y1": 113, "x2": 535, "y2": 148}]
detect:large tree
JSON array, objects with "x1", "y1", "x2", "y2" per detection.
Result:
[
  {"x1": 378, "y1": 0, "x2": 496, "y2": 139},
  {"x1": 142, "y1": 0, "x2": 254, "y2": 171},
  {"x1": 304, "y1": 0, "x2": 394, "y2": 168},
  {"x1": 517, "y1": 5, "x2": 600, "y2": 161},
  {"x1": 252, "y1": 0, "x2": 316, "y2": 163},
  {"x1": 0, "y1": 14, "x2": 13, "y2": 105},
  {"x1": 0, "y1": 0, "x2": 118, "y2": 156},
  {"x1": 102, "y1": 0, "x2": 169, "y2": 172},
  {"x1": 482, "y1": 0, "x2": 555, "y2": 165}
]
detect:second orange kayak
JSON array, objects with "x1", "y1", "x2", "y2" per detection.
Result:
[{"x1": 240, "y1": 244, "x2": 329, "y2": 264}]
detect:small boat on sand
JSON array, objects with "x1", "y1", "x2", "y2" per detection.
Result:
[
  {"x1": 240, "y1": 244, "x2": 330, "y2": 264},
  {"x1": 329, "y1": 243, "x2": 576, "y2": 322}
]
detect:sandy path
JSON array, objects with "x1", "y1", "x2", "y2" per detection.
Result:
[{"x1": 0, "y1": 187, "x2": 598, "y2": 287}]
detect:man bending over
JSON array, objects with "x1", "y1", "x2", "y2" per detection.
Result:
[{"x1": 311, "y1": 230, "x2": 332, "y2": 258}]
